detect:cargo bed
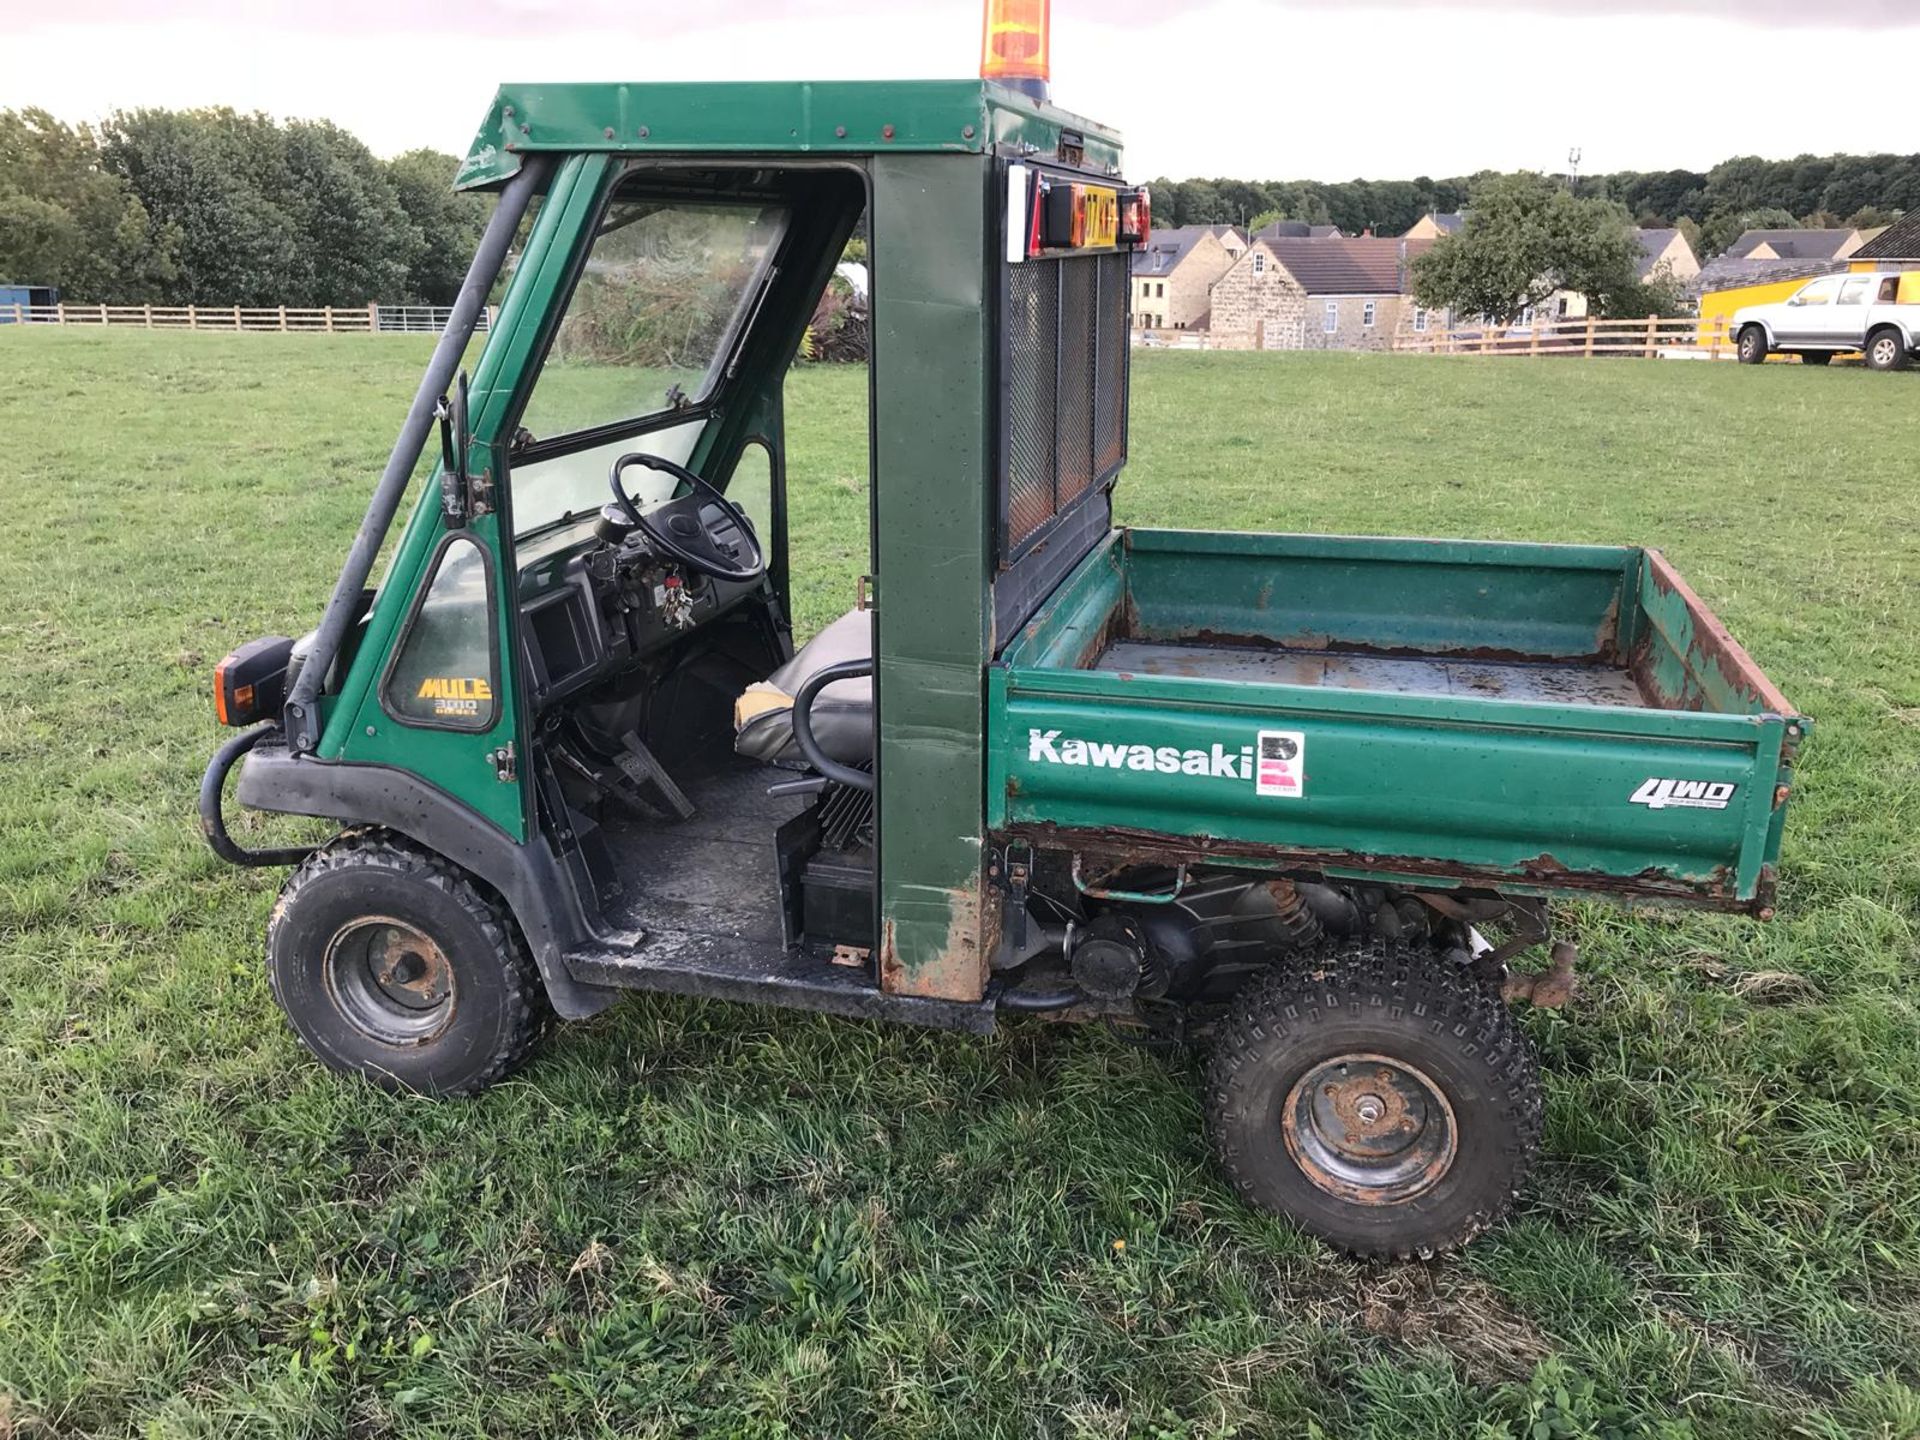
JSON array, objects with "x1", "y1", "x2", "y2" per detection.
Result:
[{"x1": 988, "y1": 529, "x2": 1806, "y2": 912}]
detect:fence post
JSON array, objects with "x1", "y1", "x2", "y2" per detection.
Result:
[
  {"x1": 12, "y1": 303, "x2": 21, "y2": 325},
  {"x1": 324, "y1": 306, "x2": 335, "y2": 333},
  {"x1": 1708, "y1": 317, "x2": 1722, "y2": 360},
  {"x1": 56, "y1": 303, "x2": 66, "y2": 325},
  {"x1": 188, "y1": 305, "x2": 197, "y2": 330},
  {"x1": 1644, "y1": 314, "x2": 1658, "y2": 359},
  {"x1": 277, "y1": 305, "x2": 286, "y2": 332},
  {"x1": 98, "y1": 303, "x2": 108, "y2": 325},
  {"x1": 1584, "y1": 315, "x2": 1596, "y2": 358},
  {"x1": 368, "y1": 302, "x2": 378, "y2": 332},
  {"x1": 144, "y1": 304, "x2": 153, "y2": 329}
]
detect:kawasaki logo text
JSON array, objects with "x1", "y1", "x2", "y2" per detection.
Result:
[{"x1": 1027, "y1": 729, "x2": 1254, "y2": 779}]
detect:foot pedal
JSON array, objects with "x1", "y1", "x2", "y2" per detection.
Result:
[{"x1": 614, "y1": 735, "x2": 696, "y2": 822}]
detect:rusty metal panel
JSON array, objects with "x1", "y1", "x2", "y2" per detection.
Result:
[{"x1": 870, "y1": 151, "x2": 997, "y2": 1001}]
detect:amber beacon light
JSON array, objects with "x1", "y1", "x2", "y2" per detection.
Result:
[{"x1": 981, "y1": 0, "x2": 1051, "y2": 102}]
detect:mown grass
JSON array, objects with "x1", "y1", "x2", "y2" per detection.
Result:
[{"x1": 1, "y1": 331, "x2": 1917, "y2": 1438}]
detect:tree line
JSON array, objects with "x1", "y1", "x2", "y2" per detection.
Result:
[
  {"x1": 1148, "y1": 150, "x2": 1917, "y2": 255},
  {"x1": 0, "y1": 108, "x2": 489, "y2": 306}
]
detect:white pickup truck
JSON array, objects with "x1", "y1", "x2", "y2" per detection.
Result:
[{"x1": 1733, "y1": 270, "x2": 1919, "y2": 370}]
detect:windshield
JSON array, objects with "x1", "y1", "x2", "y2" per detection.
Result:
[
  {"x1": 509, "y1": 419, "x2": 705, "y2": 537},
  {"x1": 517, "y1": 192, "x2": 788, "y2": 445}
]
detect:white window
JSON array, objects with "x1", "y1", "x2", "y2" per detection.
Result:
[
  {"x1": 1155, "y1": 282, "x2": 1165, "y2": 298},
  {"x1": 1413, "y1": 307, "x2": 1429, "y2": 332},
  {"x1": 1362, "y1": 301, "x2": 1377, "y2": 328},
  {"x1": 1252, "y1": 252, "x2": 1266, "y2": 275},
  {"x1": 1323, "y1": 301, "x2": 1339, "y2": 333}
]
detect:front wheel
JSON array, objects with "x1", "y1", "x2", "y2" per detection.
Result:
[
  {"x1": 1866, "y1": 327, "x2": 1910, "y2": 372},
  {"x1": 1206, "y1": 941, "x2": 1542, "y2": 1259},
  {"x1": 267, "y1": 829, "x2": 550, "y2": 1095},
  {"x1": 1737, "y1": 325, "x2": 1769, "y2": 364}
]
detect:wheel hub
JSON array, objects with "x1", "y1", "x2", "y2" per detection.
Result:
[
  {"x1": 323, "y1": 916, "x2": 456, "y2": 1046},
  {"x1": 1283, "y1": 1052, "x2": 1457, "y2": 1205}
]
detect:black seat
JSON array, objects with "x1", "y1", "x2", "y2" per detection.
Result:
[{"x1": 733, "y1": 608, "x2": 873, "y2": 768}]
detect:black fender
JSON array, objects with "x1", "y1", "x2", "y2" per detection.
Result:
[{"x1": 232, "y1": 738, "x2": 618, "y2": 1019}]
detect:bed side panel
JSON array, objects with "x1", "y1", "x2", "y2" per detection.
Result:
[{"x1": 1122, "y1": 529, "x2": 1634, "y2": 661}]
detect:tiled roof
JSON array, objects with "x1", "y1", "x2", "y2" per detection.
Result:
[
  {"x1": 1852, "y1": 210, "x2": 1920, "y2": 261},
  {"x1": 1254, "y1": 220, "x2": 1344, "y2": 240},
  {"x1": 1694, "y1": 254, "x2": 1847, "y2": 296},
  {"x1": 1723, "y1": 228, "x2": 1858, "y2": 261},
  {"x1": 1635, "y1": 228, "x2": 1685, "y2": 279},
  {"x1": 1129, "y1": 224, "x2": 1227, "y2": 277},
  {"x1": 1261, "y1": 236, "x2": 1434, "y2": 295}
]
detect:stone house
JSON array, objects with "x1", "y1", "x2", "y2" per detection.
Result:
[
  {"x1": 1129, "y1": 225, "x2": 1242, "y2": 330},
  {"x1": 1402, "y1": 212, "x2": 1465, "y2": 240},
  {"x1": 1724, "y1": 228, "x2": 1862, "y2": 263},
  {"x1": 1207, "y1": 236, "x2": 1438, "y2": 350},
  {"x1": 1553, "y1": 227, "x2": 1703, "y2": 321}
]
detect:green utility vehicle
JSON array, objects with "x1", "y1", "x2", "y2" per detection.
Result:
[{"x1": 201, "y1": 28, "x2": 1806, "y2": 1257}]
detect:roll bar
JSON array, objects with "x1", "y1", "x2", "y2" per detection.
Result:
[{"x1": 281, "y1": 154, "x2": 554, "y2": 753}]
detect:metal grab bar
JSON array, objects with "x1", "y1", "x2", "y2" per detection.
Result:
[{"x1": 790, "y1": 658, "x2": 875, "y2": 793}]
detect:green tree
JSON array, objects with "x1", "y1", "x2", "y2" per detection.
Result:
[
  {"x1": 0, "y1": 108, "x2": 178, "y2": 301},
  {"x1": 1410, "y1": 171, "x2": 1641, "y2": 325},
  {"x1": 385, "y1": 149, "x2": 488, "y2": 304}
]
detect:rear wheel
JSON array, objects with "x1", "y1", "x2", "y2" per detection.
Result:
[
  {"x1": 1866, "y1": 327, "x2": 1909, "y2": 372},
  {"x1": 1800, "y1": 351, "x2": 1832, "y2": 366},
  {"x1": 1207, "y1": 941, "x2": 1542, "y2": 1259},
  {"x1": 267, "y1": 829, "x2": 550, "y2": 1095},
  {"x1": 1737, "y1": 325, "x2": 1769, "y2": 364}
]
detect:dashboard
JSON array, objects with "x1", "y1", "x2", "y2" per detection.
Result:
[{"x1": 513, "y1": 504, "x2": 764, "y2": 709}]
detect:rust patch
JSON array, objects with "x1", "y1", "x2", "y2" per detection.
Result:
[
  {"x1": 999, "y1": 821, "x2": 1757, "y2": 911},
  {"x1": 1644, "y1": 548, "x2": 1798, "y2": 718},
  {"x1": 1593, "y1": 590, "x2": 1623, "y2": 663},
  {"x1": 878, "y1": 879, "x2": 996, "y2": 1002},
  {"x1": 1164, "y1": 626, "x2": 1616, "y2": 669}
]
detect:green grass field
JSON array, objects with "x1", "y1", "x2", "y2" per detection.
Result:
[{"x1": 2, "y1": 331, "x2": 1917, "y2": 1439}]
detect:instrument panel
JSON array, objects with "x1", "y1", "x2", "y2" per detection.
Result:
[{"x1": 514, "y1": 506, "x2": 762, "y2": 708}]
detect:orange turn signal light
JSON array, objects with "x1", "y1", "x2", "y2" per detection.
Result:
[{"x1": 981, "y1": 0, "x2": 1050, "y2": 85}]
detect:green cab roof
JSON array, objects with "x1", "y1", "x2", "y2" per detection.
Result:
[{"x1": 455, "y1": 79, "x2": 1124, "y2": 190}]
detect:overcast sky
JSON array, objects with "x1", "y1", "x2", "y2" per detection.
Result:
[{"x1": 4, "y1": 1, "x2": 1915, "y2": 182}]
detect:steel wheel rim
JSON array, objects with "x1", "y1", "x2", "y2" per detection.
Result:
[
  {"x1": 323, "y1": 916, "x2": 456, "y2": 1045},
  {"x1": 1742, "y1": 333, "x2": 1760, "y2": 360},
  {"x1": 1873, "y1": 337, "x2": 1897, "y2": 367},
  {"x1": 1283, "y1": 1052, "x2": 1457, "y2": 1205}
]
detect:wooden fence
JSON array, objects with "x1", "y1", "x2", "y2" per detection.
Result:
[
  {"x1": 1394, "y1": 315, "x2": 1732, "y2": 360},
  {"x1": 1, "y1": 302, "x2": 492, "y2": 334}
]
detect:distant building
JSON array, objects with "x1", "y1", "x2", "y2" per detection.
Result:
[
  {"x1": 1553, "y1": 227, "x2": 1703, "y2": 322},
  {"x1": 1848, "y1": 211, "x2": 1920, "y2": 267},
  {"x1": 1253, "y1": 219, "x2": 1344, "y2": 241},
  {"x1": 1722, "y1": 228, "x2": 1863, "y2": 263},
  {"x1": 1208, "y1": 236, "x2": 1439, "y2": 350},
  {"x1": 1130, "y1": 225, "x2": 1242, "y2": 331},
  {"x1": 1402, "y1": 212, "x2": 1465, "y2": 240}
]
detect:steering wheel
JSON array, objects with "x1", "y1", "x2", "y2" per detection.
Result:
[{"x1": 608, "y1": 452, "x2": 766, "y2": 584}]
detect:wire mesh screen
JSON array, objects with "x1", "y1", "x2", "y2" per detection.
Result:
[{"x1": 1002, "y1": 250, "x2": 1130, "y2": 558}]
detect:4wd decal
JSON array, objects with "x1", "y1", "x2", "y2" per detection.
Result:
[
  {"x1": 1630, "y1": 777, "x2": 1736, "y2": 811},
  {"x1": 1025, "y1": 728, "x2": 1307, "y2": 797}
]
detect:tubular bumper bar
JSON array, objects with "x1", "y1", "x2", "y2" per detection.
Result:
[{"x1": 199, "y1": 724, "x2": 320, "y2": 867}]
